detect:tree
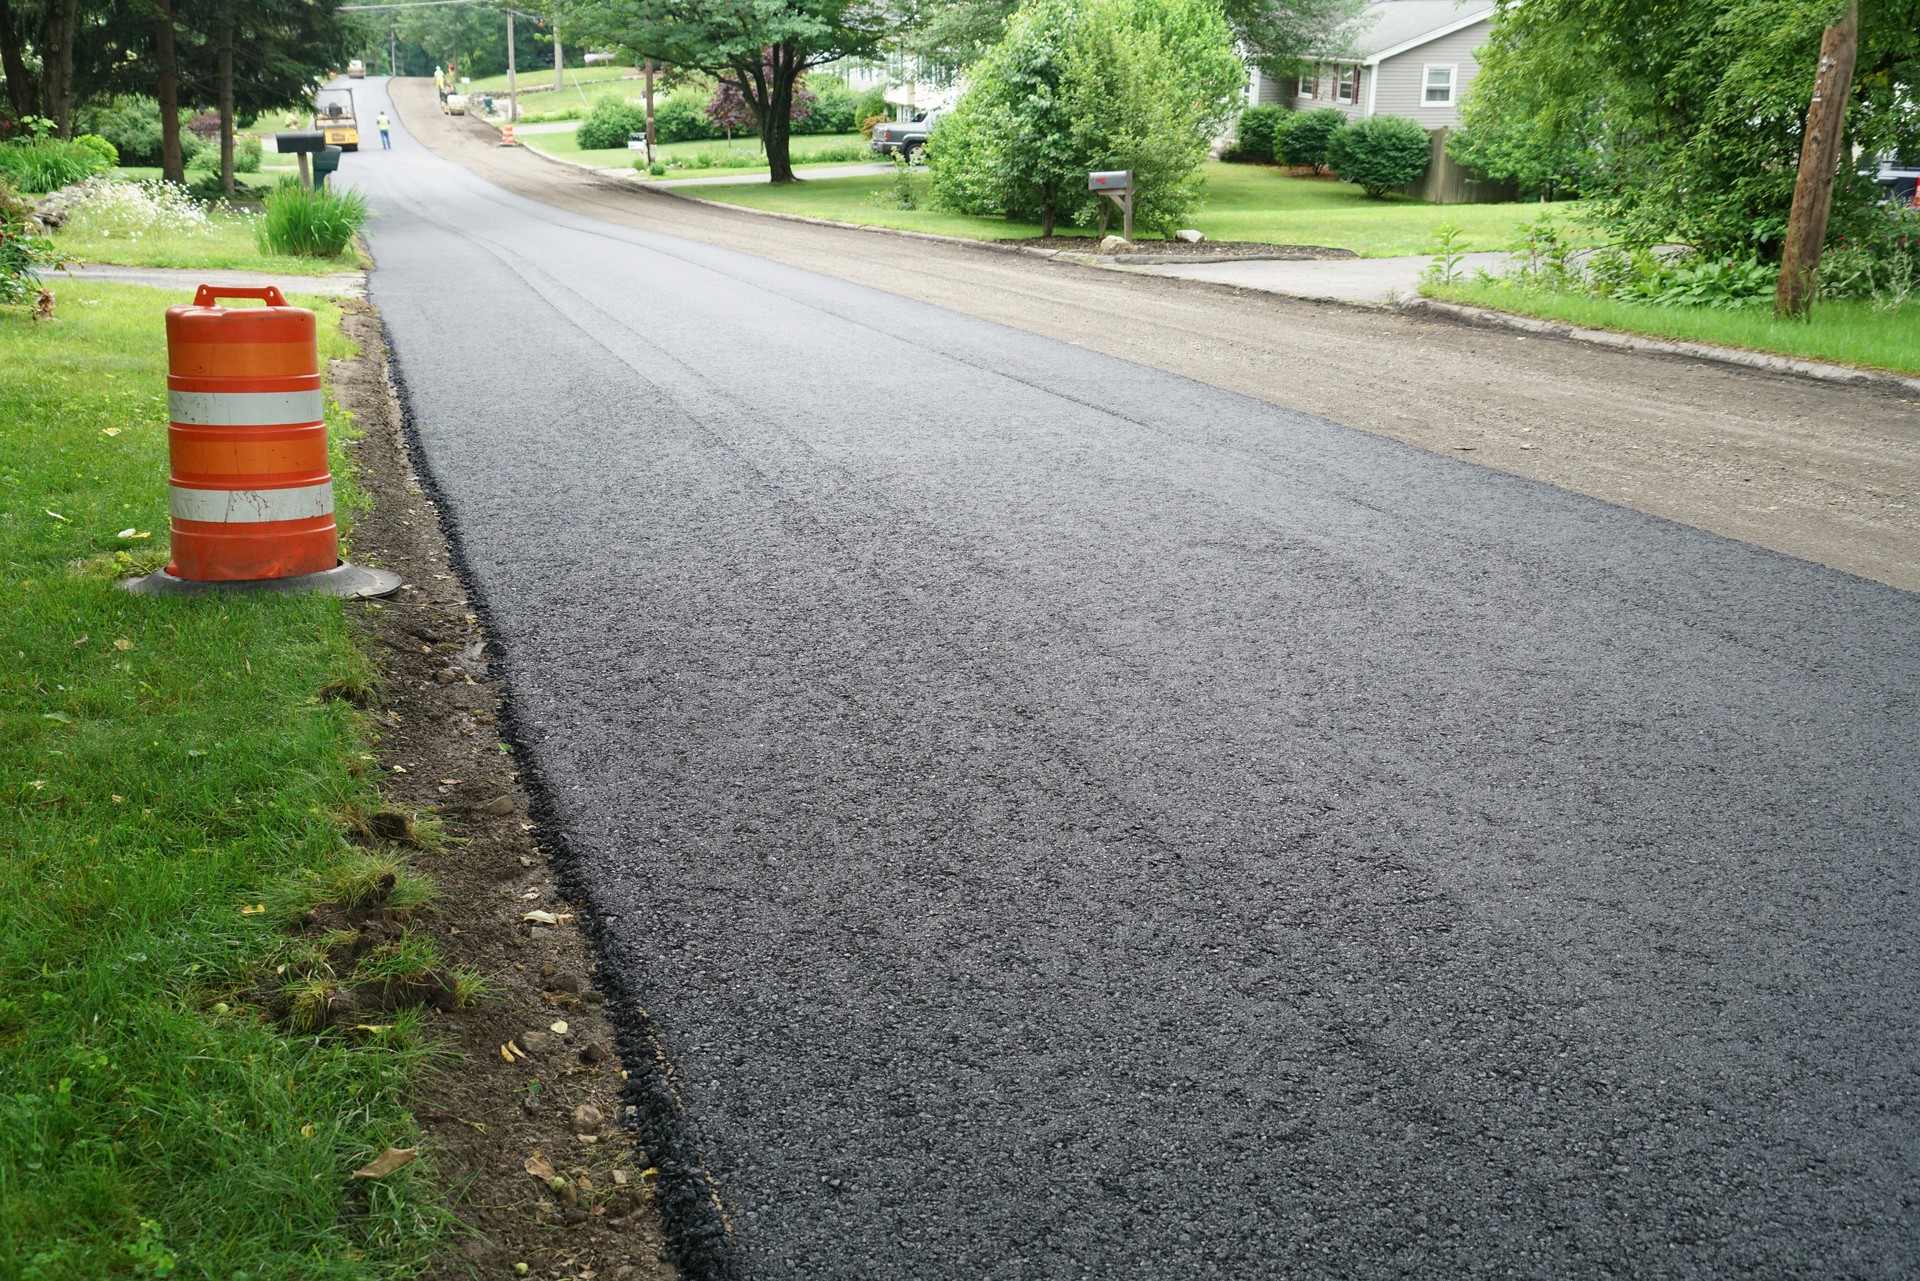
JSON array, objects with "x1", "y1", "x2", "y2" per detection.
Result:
[
  {"x1": 1455, "y1": 0, "x2": 1920, "y2": 260},
  {"x1": 1324, "y1": 113, "x2": 1427, "y2": 198},
  {"x1": 706, "y1": 53, "x2": 815, "y2": 145},
  {"x1": 559, "y1": 0, "x2": 887, "y2": 181},
  {"x1": 906, "y1": 0, "x2": 1360, "y2": 77},
  {"x1": 928, "y1": 0, "x2": 1241, "y2": 235}
]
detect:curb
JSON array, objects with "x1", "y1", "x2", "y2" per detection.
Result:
[
  {"x1": 508, "y1": 140, "x2": 1920, "y2": 401},
  {"x1": 1398, "y1": 296, "x2": 1920, "y2": 399}
]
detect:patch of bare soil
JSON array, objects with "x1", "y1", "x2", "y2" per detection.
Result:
[
  {"x1": 330, "y1": 303, "x2": 679, "y2": 1281},
  {"x1": 1007, "y1": 235, "x2": 1356, "y2": 260}
]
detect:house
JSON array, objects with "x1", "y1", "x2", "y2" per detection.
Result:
[{"x1": 1247, "y1": 0, "x2": 1497, "y2": 131}]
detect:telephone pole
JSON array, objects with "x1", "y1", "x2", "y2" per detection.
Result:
[
  {"x1": 1775, "y1": 0, "x2": 1860, "y2": 318},
  {"x1": 505, "y1": 7, "x2": 518, "y2": 136}
]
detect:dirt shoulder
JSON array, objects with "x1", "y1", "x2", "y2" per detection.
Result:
[
  {"x1": 391, "y1": 76, "x2": 1918, "y2": 592},
  {"x1": 332, "y1": 302, "x2": 677, "y2": 1281}
]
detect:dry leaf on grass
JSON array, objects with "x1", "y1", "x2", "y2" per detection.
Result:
[
  {"x1": 351, "y1": 1147, "x2": 418, "y2": 1179},
  {"x1": 523, "y1": 1151, "x2": 557, "y2": 1182}
]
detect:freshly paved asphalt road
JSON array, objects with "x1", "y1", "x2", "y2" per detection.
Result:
[{"x1": 346, "y1": 80, "x2": 1920, "y2": 1279}]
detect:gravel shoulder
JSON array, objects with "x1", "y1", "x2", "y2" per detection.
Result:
[{"x1": 389, "y1": 75, "x2": 1919, "y2": 592}]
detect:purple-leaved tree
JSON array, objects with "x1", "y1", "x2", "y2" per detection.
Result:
[{"x1": 707, "y1": 54, "x2": 817, "y2": 147}]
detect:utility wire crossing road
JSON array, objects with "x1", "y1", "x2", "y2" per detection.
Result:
[{"x1": 349, "y1": 78, "x2": 1920, "y2": 1280}]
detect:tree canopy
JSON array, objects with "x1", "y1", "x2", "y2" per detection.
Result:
[{"x1": 1448, "y1": 0, "x2": 1920, "y2": 256}]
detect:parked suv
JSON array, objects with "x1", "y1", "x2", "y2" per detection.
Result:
[{"x1": 870, "y1": 110, "x2": 941, "y2": 159}]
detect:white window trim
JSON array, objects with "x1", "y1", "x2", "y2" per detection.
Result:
[
  {"x1": 1298, "y1": 67, "x2": 1318, "y2": 99},
  {"x1": 1336, "y1": 65, "x2": 1356, "y2": 104},
  {"x1": 1422, "y1": 63, "x2": 1457, "y2": 107}
]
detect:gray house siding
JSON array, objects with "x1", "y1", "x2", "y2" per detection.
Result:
[{"x1": 1367, "y1": 22, "x2": 1488, "y2": 126}]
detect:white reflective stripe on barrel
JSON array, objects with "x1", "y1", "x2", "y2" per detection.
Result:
[
  {"x1": 168, "y1": 389, "x2": 326, "y2": 427},
  {"x1": 169, "y1": 482, "x2": 335, "y2": 524}
]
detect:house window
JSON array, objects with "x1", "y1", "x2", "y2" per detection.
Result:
[
  {"x1": 1336, "y1": 66, "x2": 1356, "y2": 103},
  {"x1": 1297, "y1": 68, "x2": 1317, "y2": 99},
  {"x1": 1423, "y1": 64, "x2": 1457, "y2": 106}
]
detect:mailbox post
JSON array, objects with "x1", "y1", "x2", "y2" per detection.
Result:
[
  {"x1": 276, "y1": 130, "x2": 328, "y2": 192},
  {"x1": 1088, "y1": 169, "x2": 1134, "y2": 241}
]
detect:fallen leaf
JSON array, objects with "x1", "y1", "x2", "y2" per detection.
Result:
[
  {"x1": 45, "y1": 509, "x2": 68, "y2": 522},
  {"x1": 351, "y1": 1147, "x2": 418, "y2": 1180},
  {"x1": 102, "y1": 427, "x2": 121, "y2": 437},
  {"x1": 639, "y1": 1167, "x2": 659, "y2": 1180},
  {"x1": 391, "y1": 765, "x2": 407, "y2": 773},
  {"x1": 523, "y1": 1151, "x2": 556, "y2": 1182},
  {"x1": 500, "y1": 1041, "x2": 525, "y2": 1063},
  {"x1": 111, "y1": 794, "x2": 125, "y2": 804},
  {"x1": 117, "y1": 528, "x2": 136, "y2": 538},
  {"x1": 73, "y1": 635, "x2": 88, "y2": 648},
  {"x1": 612, "y1": 1169, "x2": 630, "y2": 1186},
  {"x1": 300, "y1": 1123, "x2": 315, "y2": 1139},
  {"x1": 41, "y1": 711, "x2": 71, "y2": 724},
  {"x1": 521, "y1": 910, "x2": 560, "y2": 925},
  {"x1": 549, "y1": 1020, "x2": 569, "y2": 1036},
  {"x1": 113, "y1": 638, "x2": 133, "y2": 652},
  {"x1": 240, "y1": 903, "x2": 266, "y2": 915},
  {"x1": 350, "y1": 1024, "x2": 392, "y2": 1035}
]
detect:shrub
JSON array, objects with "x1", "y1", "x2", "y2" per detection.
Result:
[
  {"x1": 798, "y1": 75, "x2": 859, "y2": 135},
  {"x1": 1822, "y1": 204, "x2": 1920, "y2": 310},
  {"x1": 860, "y1": 113, "x2": 888, "y2": 140},
  {"x1": 257, "y1": 179, "x2": 367, "y2": 257},
  {"x1": 576, "y1": 95, "x2": 647, "y2": 149},
  {"x1": 72, "y1": 133, "x2": 118, "y2": 169},
  {"x1": 1234, "y1": 104, "x2": 1286, "y2": 164},
  {"x1": 0, "y1": 176, "x2": 57, "y2": 306},
  {"x1": 185, "y1": 111, "x2": 221, "y2": 141},
  {"x1": 186, "y1": 135, "x2": 266, "y2": 177},
  {"x1": 72, "y1": 96, "x2": 209, "y2": 168},
  {"x1": 654, "y1": 88, "x2": 721, "y2": 143},
  {"x1": 1275, "y1": 107, "x2": 1345, "y2": 173},
  {"x1": 0, "y1": 137, "x2": 114, "y2": 193},
  {"x1": 60, "y1": 177, "x2": 219, "y2": 240},
  {"x1": 929, "y1": 0, "x2": 1243, "y2": 237},
  {"x1": 855, "y1": 85, "x2": 890, "y2": 129},
  {"x1": 1624, "y1": 255, "x2": 1776, "y2": 308},
  {"x1": 1325, "y1": 114, "x2": 1429, "y2": 198}
]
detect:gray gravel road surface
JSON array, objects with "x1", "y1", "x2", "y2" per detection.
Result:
[{"x1": 346, "y1": 78, "x2": 1920, "y2": 1280}]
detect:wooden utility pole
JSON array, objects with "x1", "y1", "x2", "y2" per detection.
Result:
[
  {"x1": 505, "y1": 7, "x2": 517, "y2": 130},
  {"x1": 644, "y1": 58, "x2": 656, "y2": 163},
  {"x1": 1776, "y1": 0, "x2": 1860, "y2": 318},
  {"x1": 553, "y1": 4, "x2": 563, "y2": 90}
]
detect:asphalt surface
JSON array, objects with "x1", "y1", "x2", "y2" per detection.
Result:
[{"x1": 345, "y1": 78, "x2": 1920, "y2": 1279}]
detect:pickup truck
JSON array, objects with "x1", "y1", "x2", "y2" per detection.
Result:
[{"x1": 870, "y1": 110, "x2": 940, "y2": 159}]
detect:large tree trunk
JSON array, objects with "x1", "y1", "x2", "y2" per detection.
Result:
[
  {"x1": 218, "y1": 23, "x2": 235, "y2": 197},
  {"x1": 39, "y1": 0, "x2": 79, "y2": 135},
  {"x1": 759, "y1": 45, "x2": 799, "y2": 184},
  {"x1": 0, "y1": 0, "x2": 37, "y2": 123},
  {"x1": 1775, "y1": 0, "x2": 1860, "y2": 318},
  {"x1": 155, "y1": 0, "x2": 184, "y2": 183}
]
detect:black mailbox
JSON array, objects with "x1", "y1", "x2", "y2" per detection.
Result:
[
  {"x1": 275, "y1": 130, "x2": 328, "y2": 155},
  {"x1": 312, "y1": 144, "x2": 343, "y2": 188}
]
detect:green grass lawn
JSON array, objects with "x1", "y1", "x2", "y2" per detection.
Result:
[
  {"x1": 0, "y1": 282, "x2": 444, "y2": 1277},
  {"x1": 57, "y1": 177, "x2": 365, "y2": 276},
  {"x1": 466, "y1": 62, "x2": 639, "y2": 96},
  {"x1": 509, "y1": 76, "x2": 654, "y2": 124},
  {"x1": 685, "y1": 162, "x2": 1592, "y2": 257},
  {"x1": 1423, "y1": 281, "x2": 1920, "y2": 376},
  {"x1": 522, "y1": 128, "x2": 875, "y2": 176}
]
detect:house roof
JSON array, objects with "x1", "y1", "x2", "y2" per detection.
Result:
[{"x1": 1344, "y1": 0, "x2": 1496, "y2": 63}]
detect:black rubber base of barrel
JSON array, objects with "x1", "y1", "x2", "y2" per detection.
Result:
[{"x1": 119, "y1": 561, "x2": 403, "y2": 599}]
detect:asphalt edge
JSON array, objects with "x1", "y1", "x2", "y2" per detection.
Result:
[
  {"x1": 378, "y1": 315, "x2": 743, "y2": 1281},
  {"x1": 510, "y1": 137, "x2": 1920, "y2": 400}
]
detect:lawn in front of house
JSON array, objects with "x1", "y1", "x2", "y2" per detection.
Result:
[
  {"x1": 466, "y1": 62, "x2": 639, "y2": 96},
  {"x1": 55, "y1": 174, "x2": 365, "y2": 276},
  {"x1": 685, "y1": 161, "x2": 1590, "y2": 258},
  {"x1": 0, "y1": 281, "x2": 444, "y2": 1278},
  {"x1": 522, "y1": 128, "x2": 874, "y2": 175},
  {"x1": 1423, "y1": 281, "x2": 1920, "y2": 376}
]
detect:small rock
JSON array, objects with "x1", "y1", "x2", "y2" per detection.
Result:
[
  {"x1": 1098, "y1": 234, "x2": 1130, "y2": 254},
  {"x1": 521, "y1": 1096, "x2": 544, "y2": 1117},
  {"x1": 518, "y1": 1030, "x2": 554, "y2": 1056},
  {"x1": 432, "y1": 666, "x2": 459, "y2": 685},
  {"x1": 582, "y1": 988, "x2": 606, "y2": 1005},
  {"x1": 562, "y1": 1206, "x2": 589, "y2": 1225},
  {"x1": 1174, "y1": 228, "x2": 1206, "y2": 243},
  {"x1": 540, "y1": 963, "x2": 557, "y2": 979},
  {"x1": 579, "y1": 1042, "x2": 610, "y2": 1065},
  {"x1": 569, "y1": 1103, "x2": 605, "y2": 1135},
  {"x1": 546, "y1": 973, "x2": 581, "y2": 994},
  {"x1": 480, "y1": 795, "x2": 515, "y2": 816}
]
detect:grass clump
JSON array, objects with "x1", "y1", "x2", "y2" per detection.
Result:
[
  {"x1": 0, "y1": 136, "x2": 114, "y2": 193},
  {"x1": 258, "y1": 179, "x2": 369, "y2": 258},
  {"x1": 0, "y1": 281, "x2": 447, "y2": 1278}
]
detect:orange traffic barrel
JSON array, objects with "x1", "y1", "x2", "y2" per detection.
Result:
[{"x1": 163, "y1": 284, "x2": 336, "y2": 582}]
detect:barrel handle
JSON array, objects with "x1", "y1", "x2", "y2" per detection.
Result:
[{"x1": 193, "y1": 284, "x2": 289, "y2": 308}]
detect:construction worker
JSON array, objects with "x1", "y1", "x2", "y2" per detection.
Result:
[
  {"x1": 434, "y1": 66, "x2": 446, "y2": 103},
  {"x1": 377, "y1": 111, "x2": 391, "y2": 149}
]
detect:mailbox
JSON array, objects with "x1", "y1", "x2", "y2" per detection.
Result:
[
  {"x1": 275, "y1": 130, "x2": 328, "y2": 154},
  {"x1": 1088, "y1": 170, "x2": 1133, "y2": 191},
  {"x1": 311, "y1": 144, "x2": 343, "y2": 188}
]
